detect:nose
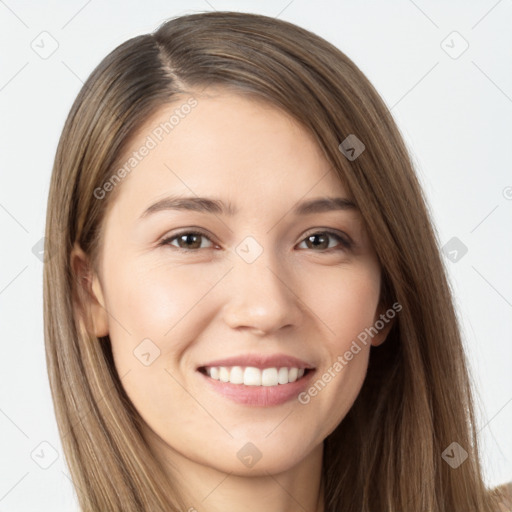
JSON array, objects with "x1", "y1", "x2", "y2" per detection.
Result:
[{"x1": 221, "y1": 246, "x2": 304, "y2": 336}]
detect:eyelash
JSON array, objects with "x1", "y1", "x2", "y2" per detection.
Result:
[{"x1": 159, "y1": 229, "x2": 352, "y2": 254}]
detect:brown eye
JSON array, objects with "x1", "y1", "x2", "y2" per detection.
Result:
[
  {"x1": 176, "y1": 233, "x2": 202, "y2": 249},
  {"x1": 298, "y1": 231, "x2": 351, "y2": 251},
  {"x1": 161, "y1": 231, "x2": 214, "y2": 251},
  {"x1": 304, "y1": 233, "x2": 330, "y2": 250}
]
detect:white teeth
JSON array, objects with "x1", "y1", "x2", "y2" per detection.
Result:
[
  {"x1": 278, "y1": 367, "x2": 289, "y2": 384},
  {"x1": 261, "y1": 368, "x2": 278, "y2": 386},
  {"x1": 229, "y1": 366, "x2": 244, "y2": 384},
  {"x1": 244, "y1": 367, "x2": 261, "y2": 386},
  {"x1": 219, "y1": 367, "x2": 230, "y2": 382},
  {"x1": 203, "y1": 366, "x2": 307, "y2": 386}
]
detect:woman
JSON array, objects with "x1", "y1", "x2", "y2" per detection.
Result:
[{"x1": 43, "y1": 10, "x2": 511, "y2": 511}]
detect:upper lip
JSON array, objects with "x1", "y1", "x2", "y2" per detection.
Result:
[{"x1": 198, "y1": 353, "x2": 316, "y2": 370}]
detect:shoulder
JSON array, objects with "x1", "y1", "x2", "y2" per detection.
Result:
[{"x1": 492, "y1": 481, "x2": 512, "y2": 512}]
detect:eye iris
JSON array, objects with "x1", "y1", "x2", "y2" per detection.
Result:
[
  {"x1": 306, "y1": 233, "x2": 329, "y2": 250},
  {"x1": 178, "y1": 233, "x2": 201, "y2": 249}
]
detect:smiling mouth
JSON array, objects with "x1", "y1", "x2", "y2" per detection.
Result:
[{"x1": 198, "y1": 366, "x2": 312, "y2": 387}]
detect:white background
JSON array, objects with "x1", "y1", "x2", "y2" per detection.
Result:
[{"x1": 1, "y1": 1, "x2": 511, "y2": 510}]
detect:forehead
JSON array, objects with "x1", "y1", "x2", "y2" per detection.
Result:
[{"x1": 107, "y1": 89, "x2": 350, "y2": 215}]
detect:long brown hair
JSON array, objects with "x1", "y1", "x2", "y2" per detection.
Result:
[{"x1": 43, "y1": 10, "x2": 507, "y2": 511}]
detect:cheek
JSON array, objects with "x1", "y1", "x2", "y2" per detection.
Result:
[
  {"x1": 308, "y1": 262, "x2": 381, "y2": 349},
  {"x1": 101, "y1": 262, "x2": 214, "y2": 427},
  {"x1": 296, "y1": 263, "x2": 380, "y2": 433},
  {"x1": 102, "y1": 260, "x2": 222, "y2": 372}
]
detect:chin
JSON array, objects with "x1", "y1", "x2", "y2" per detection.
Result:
[{"x1": 199, "y1": 433, "x2": 322, "y2": 477}]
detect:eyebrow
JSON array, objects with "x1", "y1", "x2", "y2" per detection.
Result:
[{"x1": 139, "y1": 195, "x2": 358, "y2": 219}]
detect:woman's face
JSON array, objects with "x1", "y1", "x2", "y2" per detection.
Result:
[{"x1": 78, "y1": 88, "x2": 390, "y2": 477}]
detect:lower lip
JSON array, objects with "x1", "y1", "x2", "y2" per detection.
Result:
[{"x1": 198, "y1": 369, "x2": 315, "y2": 407}]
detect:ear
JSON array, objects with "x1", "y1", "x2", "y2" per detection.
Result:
[
  {"x1": 70, "y1": 242, "x2": 109, "y2": 338},
  {"x1": 370, "y1": 300, "x2": 395, "y2": 347}
]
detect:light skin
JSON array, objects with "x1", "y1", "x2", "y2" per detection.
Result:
[{"x1": 72, "y1": 88, "x2": 393, "y2": 512}]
